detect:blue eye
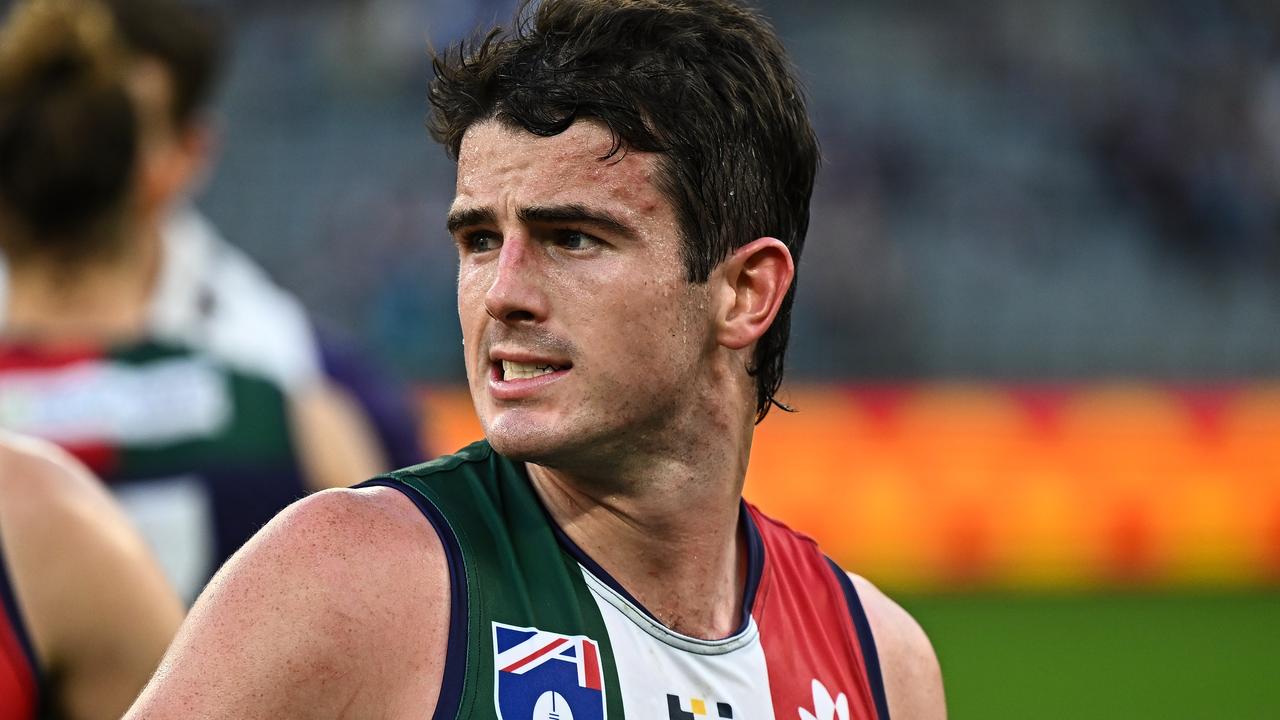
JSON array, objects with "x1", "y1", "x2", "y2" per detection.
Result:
[
  {"x1": 461, "y1": 232, "x2": 501, "y2": 253},
  {"x1": 558, "y1": 231, "x2": 600, "y2": 250}
]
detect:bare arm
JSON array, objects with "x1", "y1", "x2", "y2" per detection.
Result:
[
  {"x1": 0, "y1": 435, "x2": 184, "y2": 720},
  {"x1": 850, "y1": 573, "x2": 947, "y2": 720},
  {"x1": 126, "y1": 486, "x2": 450, "y2": 719},
  {"x1": 290, "y1": 380, "x2": 392, "y2": 491}
]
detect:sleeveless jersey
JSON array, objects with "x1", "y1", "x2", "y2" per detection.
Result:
[
  {"x1": 0, "y1": 534, "x2": 37, "y2": 720},
  {"x1": 362, "y1": 441, "x2": 891, "y2": 720},
  {"x1": 0, "y1": 339, "x2": 306, "y2": 602}
]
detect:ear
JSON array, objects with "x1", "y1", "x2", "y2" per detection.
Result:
[
  {"x1": 137, "y1": 119, "x2": 217, "y2": 218},
  {"x1": 714, "y1": 237, "x2": 795, "y2": 351},
  {"x1": 172, "y1": 117, "x2": 219, "y2": 197}
]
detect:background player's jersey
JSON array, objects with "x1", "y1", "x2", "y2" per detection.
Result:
[
  {"x1": 154, "y1": 209, "x2": 424, "y2": 467},
  {"x1": 0, "y1": 535, "x2": 37, "y2": 720},
  {"x1": 0, "y1": 207, "x2": 424, "y2": 468},
  {"x1": 0, "y1": 340, "x2": 306, "y2": 601},
  {"x1": 363, "y1": 442, "x2": 891, "y2": 720}
]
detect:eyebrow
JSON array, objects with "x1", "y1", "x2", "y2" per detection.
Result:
[
  {"x1": 446, "y1": 206, "x2": 497, "y2": 234},
  {"x1": 446, "y1": 203, "x2": 637, "y2": 240},
  {"x1": 518, "y1": 204, "x2": 635, "y2": 240}
]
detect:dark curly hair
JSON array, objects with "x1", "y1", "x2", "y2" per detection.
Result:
[{"x1": 428, "y1": 0, "x2": 819, "y2": 422}]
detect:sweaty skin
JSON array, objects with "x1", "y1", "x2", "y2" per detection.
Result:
[
  {"x1": 454, "y1": 120, "x2": 717, "y2": 473},
  {"x1": 125, "y1": 120, "x2": 944, "y2": 718},
  {"x1": 452, "y1": 120, "x2": 754, "y2": 637}
]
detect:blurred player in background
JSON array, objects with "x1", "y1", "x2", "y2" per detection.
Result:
[
  {"x1": 0, "y1": 0, "x2": 404, "y2": 602},
  {"x1": 83, "y1": 0, "x2": 427, "y2": 472},
  {"x1": 0, "y1": 431, "x2": 182, "y2": 719},
  {"x1": 128, "y1": 1, "x2": 944, "y2": 718}
]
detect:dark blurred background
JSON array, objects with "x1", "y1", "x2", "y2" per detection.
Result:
[{"x1": 203, "y1": 0, "x2": 1280, "y2": 384}]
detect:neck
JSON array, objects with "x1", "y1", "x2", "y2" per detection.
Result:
[
  {"x1": 525, "y1": 391, "x2": 757, "y2": 640},
  {"x1": 3, "y1": 224, "x2": 161, "y2": 345}
]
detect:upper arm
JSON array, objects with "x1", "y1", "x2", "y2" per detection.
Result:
[
  {"x1": 125, "y1": 485, "x2": 450, "y2": 720},
  {"x1": 850, "y1": 573, "x2": 946, "y2": 720},
  {"x1": 0, "y1": 435, "x2": 184, "y2": 720},
  {"x1": 290, "y1": 380, "x2": 392, "y2": 491}
]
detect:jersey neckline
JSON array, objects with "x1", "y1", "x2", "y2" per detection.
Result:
[{"x1": 522, "y1": 463, "x2": 767, "y2": 645}]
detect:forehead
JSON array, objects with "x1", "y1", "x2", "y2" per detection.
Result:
[{"x1": 453, "y1": 119, "x2": 672, "y2": 226}]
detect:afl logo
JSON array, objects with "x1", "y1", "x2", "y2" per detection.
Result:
[
  {"x1": 492, "y1": 622, "x2": 606, "y2": 720},
  {"x1": 534, "y1": 691, "x2": 574, "y2": 720}
]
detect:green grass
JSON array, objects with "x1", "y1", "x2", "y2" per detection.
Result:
[{"x1": 898, "y1": 592, "x2": 1280, "y2": 719}]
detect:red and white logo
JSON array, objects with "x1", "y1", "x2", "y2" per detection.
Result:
[{"x1": 799, "y1": 679, "x2": 849, "y2": 720}]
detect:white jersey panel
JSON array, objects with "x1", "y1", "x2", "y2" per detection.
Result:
[
  {"x1": 581, "y1": 569, "x2": 778, "y2": 720},
  {"x1": 113, "y1": 474, "x2": 215, "y2": 602},
  {"x1": 151, "y1": 208, "x2": 323, "y2": 391},
  {"x1": 0, "y1": 356, "x2": 231, "y2": 444}
]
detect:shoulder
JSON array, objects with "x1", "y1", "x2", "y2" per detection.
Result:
[
  {"x1": 201, "y1": 484, "x2": 448, "y2": 631},
  {"x1": 0, "y1": 433, "x2": 118, "y2": 581},
  {"x1": 0, "y1": 433, "x2": 182, "y2": 677},
  {"x1": 0, "y1": 431, "x2": 86, "y2": 491},
  {"x1": 0, "y1": 432, "x2": 125, "y2": 537},
  {"x1": 129, "y1": 485, "x2": 452, "y2": 717},
  {"x1": 848, "y1": 573, "x2": 946, "y2": 720},
  {"x1": 199, "y1": 484, "x2": 450, "y2": 634},
  {"x1": 380, "y1": 440, "x2": 501, "y2": 498},
  {"x1": 393, "y1": 439, "x2": 496, "y2": 476}
]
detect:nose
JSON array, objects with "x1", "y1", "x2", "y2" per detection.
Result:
[{"x1": 483, "y1": 233, "x2": 548, "y2": 324}]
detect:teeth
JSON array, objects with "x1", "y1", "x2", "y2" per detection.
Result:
[{"x1": 502, "y1": 360, "x2": 562, "y2": 380}]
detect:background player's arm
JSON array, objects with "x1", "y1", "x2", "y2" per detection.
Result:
[
  {"x1": 125, "y1": 486, "x2": 450, "y2": 719},
  {"x1": 0, "y1": 435, "x2": 184, "y2": 720},
  {"x1": 290, "y1": 380, "x2": 393, "y2": 491},
  {"x1": 850, "y1": 573, "x2": 947, "y2": 719}
]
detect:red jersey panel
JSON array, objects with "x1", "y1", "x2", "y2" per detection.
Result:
[
  {"x1": 0, "y1": 539, "x2": 37, "y2": 720},
  {"x1": 751, "y1": 504, "x2": 890, "y2": 720}
]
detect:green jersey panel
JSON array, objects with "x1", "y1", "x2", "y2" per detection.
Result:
[{"x1": 363, "y1": 441, "x2": 624, "y2": 720}]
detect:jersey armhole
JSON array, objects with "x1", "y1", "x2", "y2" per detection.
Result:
[
  {"x1": 357, "y1": 479, "x2": 468, "y2": 720},
  {"x1": 825, "y1": 557, "x2": 891, "y2": 720}
]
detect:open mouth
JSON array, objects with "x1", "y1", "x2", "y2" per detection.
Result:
[{"x1": 499, "y1": 360, "x2": 570, "y2": 381}]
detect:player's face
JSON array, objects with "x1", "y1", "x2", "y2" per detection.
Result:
[{"x1": 451, "y1": 120, "x2": 715, "y2": 466}]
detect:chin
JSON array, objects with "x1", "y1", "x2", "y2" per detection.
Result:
[
  {"x1": 484, "y1": 432, "x2": 575, "y2": 468},
  {"x1": 483, "y1": 426, "x2": 535, "y2": 459},
  {"x1": 483, "y1": 412, "x2": 612, "y2": 470},
  {"x1": 483, "y1": 411, "x2": 568, "y2": 461}
]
